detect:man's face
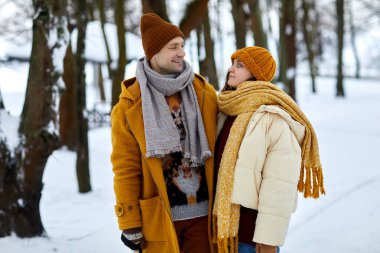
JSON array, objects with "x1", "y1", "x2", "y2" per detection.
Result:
[{"x1": 150, "y1": 37, "x2": 186, "y2": 74}]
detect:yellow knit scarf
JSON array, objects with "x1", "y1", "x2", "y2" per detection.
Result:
[{"x1": 212, "y1": 81, "x2": 325, "y2": 253}]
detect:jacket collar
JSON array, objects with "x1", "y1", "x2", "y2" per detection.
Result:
[
  {"x1": 256, "y1": 105, "x2": 305, "y2": 145},
  {"x1": 217, "y1": 105, "x2": 305, "y2": 145},
  {"x1": 120, "y1": 77, "x2": 140, "y2": 103},
  {"x1": 120, "y1": 74, "x2": 207, "y2": 107}
]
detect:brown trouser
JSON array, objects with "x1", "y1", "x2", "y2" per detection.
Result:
[{"x1": 173, "y1": 215, "x2": 211, "y2": 253}]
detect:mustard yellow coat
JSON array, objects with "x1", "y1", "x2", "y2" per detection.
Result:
[{"x1": 110, "y1": 74, "x2": 218, "y2": 253}]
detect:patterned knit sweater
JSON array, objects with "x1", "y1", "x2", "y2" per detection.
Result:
[{"x1": 162, "y1": 92, "x2": 209, "y2": 221}]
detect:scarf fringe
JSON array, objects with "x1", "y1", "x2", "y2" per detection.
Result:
[
  {"x1": 216, "y1": 237, "x2": 239, "y2": 253},
  {"x1": 147, "y1": 149, "x2": 212, "y2": 166},
  {"x1": 145, "y1": 146, "x2": 183, "y2": 158},
  {"x1": 298, "y1": 164, "x2": 325, "y2": 198},
  {"x1": 213, "y1": 215, "x2": 239, "y2": 253},
  {"x1": 183, "y1": 151, "x2": 212, "y2": 167}
]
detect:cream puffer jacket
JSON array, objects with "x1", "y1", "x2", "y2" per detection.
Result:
[{"x1": 216, "y1": 105, "x2": 305, "y2": 246}]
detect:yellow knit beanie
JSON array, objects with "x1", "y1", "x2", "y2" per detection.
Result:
[
  {"x1": 140, "y1": 13, "x2": 184, "y2": 60},
  {"x1": 231, "y1": 46, "x2": 276, "y2": 81}
]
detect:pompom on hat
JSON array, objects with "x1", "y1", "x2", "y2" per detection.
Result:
[
  {"x1": 140, "y1": 13, "x2": 184, "y2": 60},
  {"x1": 231, "y1": 46, "x2": 276, "y2": 81}
]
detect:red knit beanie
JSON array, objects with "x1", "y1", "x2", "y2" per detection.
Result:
[
  {"x1": 140, "y1": 13, "x2": 184, "y2": 60},
  {"x1": 231, "y1": 46, "x2": 276, "y2": 81}
]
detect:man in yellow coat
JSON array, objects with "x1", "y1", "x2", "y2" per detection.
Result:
[{"x1": 110, "y1": 13, "x2": 217, "y2": 253}]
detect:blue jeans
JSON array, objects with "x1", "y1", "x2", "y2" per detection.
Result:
[{"x1": 238, "y1": 243, "x2": 280, "y2": 253}]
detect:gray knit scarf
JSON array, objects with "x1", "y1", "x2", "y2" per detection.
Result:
[{"x1": 136, "y1": 57, "x2": 211, "y2": 166}]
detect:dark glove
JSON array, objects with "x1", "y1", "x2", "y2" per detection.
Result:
[{"x1": 121, "y1": 227, "x2": 147, "y2": 251}]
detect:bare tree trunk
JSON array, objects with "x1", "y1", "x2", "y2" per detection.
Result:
[
  {"x1": 96, "y1": 0, "x2": 113, "y2": 80},
  {"x1": 231, "y1": 0, "x2": 246, "y2": 49},
  {"x1": 179, "y1": 0, "x2": 210, "y2": 38},
  {"x1": 111, "y1": 0, "x2": 127, "y2": 108},
  {"x1": 0, "y1": 142, "x2": 8, "y2": 236},
  {"x1": 87, "y1": 0, "x2": 96, "y2": 21},
  {"x1": 348, "y1": 0, "x2": 360, "y2": 79},
  {"x1": 336, "y1": 0, "x2": 345, "y2": 97},
  {"x1": 0, "y1": 88, "x2": 4, "y2": 109},
  {"x1": 0, "y1": 137, "x2": 21, "y2": 237},
  {"x1": 203, "y1": 9, "x2": 219, "y2": 89},
  {"x1": 97, "y1": 0, "x2": 127, "y2": 109},
  {"x1": 314, "y1": 2, "x2": 323, "y2": 67},
  {"x1": 301, "y1": 0, "x2": 317, "y2": 93},
  {"x1": 60, "y1": 42, "x2": 78, "y2": 150},
  {"x1": 95, "y1": 63, "x2": 106, "y2": 102},
  {"x1": 247, "y1": 0, "x2": 268, "y2": 49},
  {"x1": 216, "y1": 0, "x2": 225, "y2": 76},
  {"x1": 0, "y1": 0, "x2": 68, "y2": 238},
  {"x1": 279, "y1": 0, "x2": 296, "y2": 100},
  {"x1": 197, "y1": 26, "x2": 204, "y2": 75},
  {"x1": 141, "y1": 0, "x2": 169, "y2": 21},
  {"x1": 263, "y1": 0, "x2": 281, "y2": 60},
  {"x1": 75, "y1": 0, "x2": 91, "y2": 193},
  {"x1": 279, "y1": 5, "x2": 286, "y2": 86}
]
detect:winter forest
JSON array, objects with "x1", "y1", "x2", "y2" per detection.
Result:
[{"x1": 0, "y1": 0, "x2": 379, "y2": 252}]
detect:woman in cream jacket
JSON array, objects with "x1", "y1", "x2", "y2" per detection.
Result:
[{"x1": 212, "y1": 46, "x2": 324, "y2": 253}]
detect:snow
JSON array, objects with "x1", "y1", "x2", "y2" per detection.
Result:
[
  {"x1": 286, "y1": 67, "x2": 296, "y2": 79},
  {"x1": 285, "y1": 24, "x2": 293, "y2": 35},
  {"x1": 49, "y1": 17, "x2": 70, "y2": 75},
  {"x1": 1, "y1": 75, "x2": 380, "y2": 252},
  {"x1": 70, "y1": 21, "x2": 143, "y2": 64},
  {"x1": 0, "y1": 63, "x2": 28, "y2": 116},
  {"x1": 0, "y1": 110, "x2": 20, "y2": 152},
  {"x1": 0, "y1": 20, "x2": 143, "y2": 65}
]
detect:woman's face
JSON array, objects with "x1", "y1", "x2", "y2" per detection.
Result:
[{"x1": 227, "y1": 59, "x2": 254, "y2": 88}]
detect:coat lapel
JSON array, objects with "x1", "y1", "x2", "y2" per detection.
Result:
[
  {"x1": 125, "y1": 77, "x2": 211, "y2": 214},
  {"x1": 192, "y1": 76, "x2": 216, "y2": 208},
  {"x1": 125, "y1": 82, "x2": 171, "y2": 211},
  {"x1": 192, "y1": 75, "x2": 206, "y2": 115}
]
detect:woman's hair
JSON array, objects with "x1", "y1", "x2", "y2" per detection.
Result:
[{"x1": 221, "y1": 71, "x2": 257, "y2": 92}]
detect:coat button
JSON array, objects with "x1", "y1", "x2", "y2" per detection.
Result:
[{"x1": 115, "y1": 204, "x2": 124, "y2": 216}]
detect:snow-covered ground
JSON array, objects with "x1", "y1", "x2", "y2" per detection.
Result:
[{"x1": 1, "y1": 74, "x2": 379, "y2": 253}]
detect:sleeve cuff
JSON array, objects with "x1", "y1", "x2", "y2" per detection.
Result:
[
  {"x1": 114, "y1": 202, "x2": 142, "y2": 229},
  {"x1": 253, "y1": 213, "x2": 290, "y2": 246}
]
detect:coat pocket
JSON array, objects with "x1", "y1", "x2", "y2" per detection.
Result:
[{"x1": 139, "y1": 196, "x2": 167, "y2": 242}]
